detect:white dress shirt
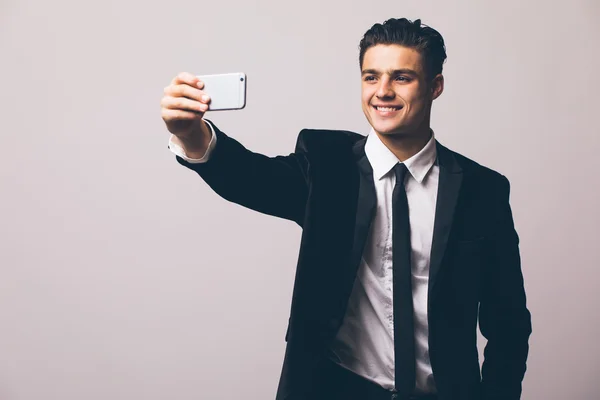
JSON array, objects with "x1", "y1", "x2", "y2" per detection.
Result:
[
  {"x1": 327, "y1": 127, "x2": 439, "y2": 394},
  {"x1": 168, "y1": 121, "x2": 439, "y2": 393}
]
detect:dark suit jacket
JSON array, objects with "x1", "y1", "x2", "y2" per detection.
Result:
[{"x1": 175, "y1": 119, "x2": 532, "y2": 400}]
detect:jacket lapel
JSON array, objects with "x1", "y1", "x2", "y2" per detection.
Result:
[
  {"x1": 428, "y1": 141, "x2": 463, "y2": 309},
  {"x1": 349, "y1": 137, "x2": 377, "y2": 278}
]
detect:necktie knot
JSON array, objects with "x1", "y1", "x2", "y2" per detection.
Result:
[{"x1": 393, "y1": 163, "x2": 408, "y2": 186}]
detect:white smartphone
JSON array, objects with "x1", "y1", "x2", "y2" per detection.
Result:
[{"x1": 196, "y1": 72, "x2": 246, "y2": 111}]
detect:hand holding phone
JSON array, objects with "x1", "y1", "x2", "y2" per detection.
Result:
[{"x1": 161, "y1": 71, "x2": 246, "y2": 140}]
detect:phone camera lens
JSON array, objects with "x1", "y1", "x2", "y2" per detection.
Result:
[{"x1": 240, "y1": 77, "x2": 244, "y2": 81}]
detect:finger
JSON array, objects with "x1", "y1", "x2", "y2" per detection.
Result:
[
  {"x1": 161, "y1": 96, "x2": 208, "y2": 113},
  {"x1": 164, "y1": 84, "x2": 211, "y2": 104},
  {"x1": 171, "y1": 71, "x2": 198, "y2": 86},
  {"x1": 171, "y1": 72, "x2": 205, "y2": 90}
]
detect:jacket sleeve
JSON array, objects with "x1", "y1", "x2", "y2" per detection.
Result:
[
  {"x1": 479, "y1": 175, "x2": 532, "y2": 400},
  {"x1": 174, "y1": 119, "x2": 310, "y2": 227}
]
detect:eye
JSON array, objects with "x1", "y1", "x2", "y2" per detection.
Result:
[
  {"x1": 365, "y1": 76, "x2": 375, "y2": 81},
  {"x1": 395, "y1": 76, "x2": 410, "y2": 82}
]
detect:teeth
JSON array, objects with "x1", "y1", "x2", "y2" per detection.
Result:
[{"x1": 376, "y1": 106, "x2": 399, "y2": 111}]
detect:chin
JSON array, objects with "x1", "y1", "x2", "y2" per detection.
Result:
[{"x1": 371, "y1": 120, "x2": 406, "y2": 135}]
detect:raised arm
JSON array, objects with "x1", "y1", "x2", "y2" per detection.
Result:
[
  {"x1": 161, "y1": 72, "x2": 310, "y2": 226},
  {"x1": 176, "y1": 119, "x2": 309, "y2": 225}
]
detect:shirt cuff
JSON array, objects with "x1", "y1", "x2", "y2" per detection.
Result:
[{"x1": 167, "y1": 119, "x2": 217, "y2": 163}]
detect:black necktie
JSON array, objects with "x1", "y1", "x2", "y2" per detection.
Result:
[{"x1": 392, "y1": 162, "x2": 416, "y2": 397}]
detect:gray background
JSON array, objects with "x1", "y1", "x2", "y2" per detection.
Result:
[{"x1": 1, "y1": 0, "x2": 599, "y2": 399}]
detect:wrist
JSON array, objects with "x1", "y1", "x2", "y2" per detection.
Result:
[{"x1": 173, "y1": 119, "x2": 211, "y2": 158}]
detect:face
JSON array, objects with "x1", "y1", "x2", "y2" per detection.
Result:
[{"x1": 361, "y1": 44, "x2": 443, "y2": 139}]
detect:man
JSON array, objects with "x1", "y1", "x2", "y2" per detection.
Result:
[{"x1": 160, "y1": 18, "x2": 531, "y2": 400}]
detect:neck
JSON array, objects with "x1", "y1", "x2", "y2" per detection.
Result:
[{"x1": 375, "y1": 124, "x2": 432, "y2": 162}]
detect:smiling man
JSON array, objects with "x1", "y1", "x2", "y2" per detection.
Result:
[
  {"x1": 161, "y1": 18, "x2": 532, "y2": 400},
  {"x1": 361, "y1": 42, "x2": 443, "y2": 161}
]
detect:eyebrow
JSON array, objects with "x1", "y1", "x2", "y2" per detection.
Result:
[{"x1": 361, "y1": 68, "x2": 418, "y2": 77}]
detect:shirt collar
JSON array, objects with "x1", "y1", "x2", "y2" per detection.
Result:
[{"x1": 364, "y1": 127, "x2": 438, "y2": 183}]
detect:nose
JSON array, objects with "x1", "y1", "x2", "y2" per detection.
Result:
[{"x1": 376, "y1": 77, "x2": 395, "y2": 98}]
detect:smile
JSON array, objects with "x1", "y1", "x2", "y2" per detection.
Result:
[{"x1": 373, "y1": 105, "x2": 402, "y2": 115}]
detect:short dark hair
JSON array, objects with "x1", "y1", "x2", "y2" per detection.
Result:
[{"x1": 359, "y1": 18, "x2": 447, "y2": 80}]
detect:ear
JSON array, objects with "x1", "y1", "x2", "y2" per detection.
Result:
[{"x1": 431, "y1": 74, "x2": 444, "y2": 100}]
